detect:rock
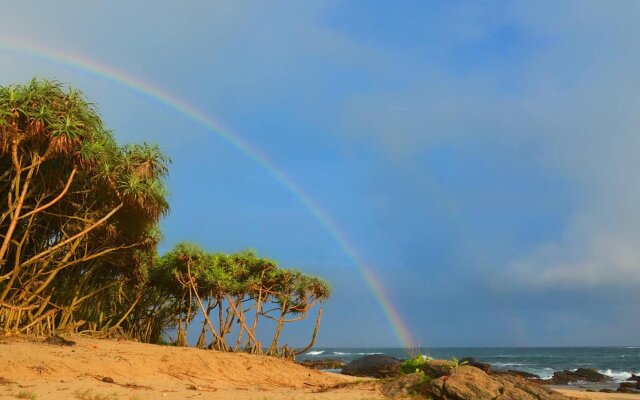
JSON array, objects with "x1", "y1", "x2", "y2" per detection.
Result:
[
  {"x1": 460, "y1": 357, "x2": 492, "y2": 374},
  {"x1": 545, "y1": 368, "x2": 613, "y2": 384},
  {"x1": 600, "y1": 388, "x2": 615, "y2": 393},
  {"x1": 495, "y1": 370, "x2": 540, "y2": 379},
  {"x1": 43, "y1": 334, "x2": 76, "y2": 346},
  {"x1": 617, "y1": 381, "x2": 640, "y2": 393},
  {"x1": 299, "y1": 359, "x2": 346, "y2": 370},
  {"x1": 421, "y1": 360, "x2": 456, "y2": 378},
  {"x1": 102, "y1": 376, "x2": 114, "y2": 383},
  {"x1": 628, "y1": 374, "x2": 640, "y2": 383},
  {"x1": 341, "y1": 354, "x2": 402, "y2": 378},
  {"x1": 617, "y1": 386, "x2": 640, "y2": 394},
  {"x1": 424, "y1": 365, "x2": 571, "y2": 400},
  {"x1": 381, "y1": 372, "x2": 428, "y2": 398}
]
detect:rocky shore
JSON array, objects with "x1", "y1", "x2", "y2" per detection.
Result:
[{"x1": 313, "y1": 354, "x2": 640, "y2": 398}]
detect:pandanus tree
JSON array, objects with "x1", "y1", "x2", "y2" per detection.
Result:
[
  {"x1": 265, "y1": 270, "x2": 330, "y2": 356},
  {"x1": 0, "y1": 78, "x2": 330, "y2": 357},
  {"x1": 136, "y1": 242, "x2": 330, "y2": 357},
  {"x1": 0, "y1": 79, "x2": 169, "y2": 335}
]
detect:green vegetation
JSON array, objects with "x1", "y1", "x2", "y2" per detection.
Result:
[
  {"x1": 131, "y1": 243, "x2": 330, "y2": 355},
  {"x1": 0, "y1": 79, "x2": 329, "y2": 357},
  {"x1": 14, "y1": 390, "x2": 37, "y2": 400},
  {"x1": 73, "y1": 390, "x2": 119, "y2": 400},
  {"x1": 400, "y1": 355, "x2": 432, "y2": 374}
]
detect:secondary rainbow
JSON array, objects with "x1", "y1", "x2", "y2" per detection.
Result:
[{"x1": 0, "y1": 39, "x2": 414, "y2": 348}]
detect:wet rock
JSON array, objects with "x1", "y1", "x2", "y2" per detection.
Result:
[
  {"x1": 495, "y1": 370, "x2": 540, "y2": 380},
  {"x1": 546, "y1": 368, "x2": 612, "y2": 384},
  {"x1": 617, "y1": 386, "x2": 640, "y2": 394},
  {"x1": 299, "y1": 359, "x2": 346, "y2": 370},
  {"x1": 617, "y1": 381, "x2": 640, "y2": 393},
  {"x1": 341, "y1": 354, "x2": 402, "y2": 378},
  {"x1": 425, "y1": 365, "x2": 571, "y2": 400}
]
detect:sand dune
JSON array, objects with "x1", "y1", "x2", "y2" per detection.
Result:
[{"x1": 0, "y1": 335, "x2": 381, "y2": 400}]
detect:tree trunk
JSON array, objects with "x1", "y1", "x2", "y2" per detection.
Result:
[{"x1": 295, "y1": 307, "x2": 323, "y2": 356}]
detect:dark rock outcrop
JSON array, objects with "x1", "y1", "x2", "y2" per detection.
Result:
[
  {"x1": 616, "y1": 380, "x2": 640, "y2": 394},
  {"x1": 497, "y1": 370, "x2": 540, "y2": 380},
  {"x1": 460, "y1": 357, "x2": 492, "y2": 374},
  {"x1": 545, "y1": 368, "x2": 612, "y2": 384},
  {"x1": 341, "y1": 354, "x2": 402, "y2": 378},
  {"x1": 299, "y1": 359, "x2": 346, "y2": 370},
  {"x1": 427, "y1": 365, "x2": 571, "y2": 400}
]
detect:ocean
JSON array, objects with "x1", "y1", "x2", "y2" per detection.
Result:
[{"x1": 299, "y1": 347, "x2": 640, "y2": 382}]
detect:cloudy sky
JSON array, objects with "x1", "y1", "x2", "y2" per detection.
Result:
[{"x1": 2, "y1": 1, "x2": 640, "y2": 347}]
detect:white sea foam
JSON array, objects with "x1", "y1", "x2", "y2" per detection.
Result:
[
  {"x1": 537, "y1": 369, "x2": 555, "y2": 380},
  {"x1": 493, "y1": 362, "x2": 526, "y2": 367},
  {"x1": 599, "y1": 369, "x2": 633, "y2": 382},
  {"x1": 356, "y1": 352, "x2": 382, "y2": 355},
  {"x1": 306, "y1": 350, "x2": 325, "y2": 356},
  {"x1": 333, "y1": 352, "x2": 349, "y2": 355}
]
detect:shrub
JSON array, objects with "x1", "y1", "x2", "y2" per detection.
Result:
[{"x1": 400, "y1": 355, "x2": 432, "y2": 374}]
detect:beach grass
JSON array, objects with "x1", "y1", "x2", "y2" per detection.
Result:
[{"x1": 14, "y1": 390, "x2": 37, "y2": 400}]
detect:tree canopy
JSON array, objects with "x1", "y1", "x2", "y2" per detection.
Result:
[{"x1": 0, "y1": 79, "x2": 329, "y2": 357}]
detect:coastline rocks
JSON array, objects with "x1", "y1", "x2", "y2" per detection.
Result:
[
  {"x1": 341, "y1": 354, "x2": 402, "y2": 378},
  {"x1": 426, "y1": 365, "x2": 571, "y2": 400},
  {"x1": 298, "y1": 359, "x2": 346, "y2": 370},
  {"x1": 460, "y1": 357, "x2": 492, "y2": 374},
  {"x1": 616, "y1": 380, "x2": 640, "y2": 394},
  {"x1": 495, "y1": 370, "x2": 541, "y2": 379},
  {"x1": 422, "y1": 360, "x2": 456, "y2": 378},
  {"x1": 381, "y1": 372, "x2": 429, "y2": 398},
  {"x1": 545, "y1": 368, "x2": 613, "y2": 385}
]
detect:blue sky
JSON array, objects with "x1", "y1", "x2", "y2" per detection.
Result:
[{"x1": 2, "y1": 1, "x2": 640, "y2": 347}]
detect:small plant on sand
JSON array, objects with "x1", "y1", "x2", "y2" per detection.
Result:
[
  {"x1": 14, "y1": 391, "x2": 36, "y2": 400},
  {"x1": 73, "y1": 390, "x2": 119, "y2": 400}
]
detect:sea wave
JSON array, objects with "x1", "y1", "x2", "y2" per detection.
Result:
[
  {"x1": 599, "y1": 369, "x2": 634, "y2": 382},
  {"x1": 535, "y1": 368, "x2": 555, "y2": 380},
  {"x1": 333, "y1": 352, "x2": 349, "y2": 355},
  {"x1": 492, "y1": 362, "x2": 526, "y2": 367},
  {"x1": 306, "y1": 350, "x2": 325, "y2": 356}
]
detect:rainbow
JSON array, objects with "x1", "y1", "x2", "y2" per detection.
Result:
[{"x1": 0, "y1": 38, "x2": 414, "y2": 348}]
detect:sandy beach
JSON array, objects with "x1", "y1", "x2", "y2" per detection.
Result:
[
  {"x1": 0, "y1": 335, "x2": 382, "y2": 400},
  {"x1": 556, "y1": 389, "x2": 640, "y2": 400},
  {"x1": 1, "y1": 335, "x2": 638, "y2": 400}
]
